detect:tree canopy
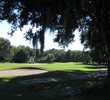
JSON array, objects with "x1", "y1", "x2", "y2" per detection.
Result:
[
  {"x1": 0, "y1": 0, "x2": 90, "y2": 50},
  {"x1": 0, "y1": 0, "x2": 109, "y2": 49},
  {"x1": 0, "y1": 37, "x2": 12, "y2": 61}
]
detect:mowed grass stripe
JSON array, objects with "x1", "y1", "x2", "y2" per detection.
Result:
[{"x1": 0, "y1": 62, "x2": 104, "y2": 71}]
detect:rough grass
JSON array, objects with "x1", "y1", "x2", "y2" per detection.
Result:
[{"x1": 0, "y1": 62, "x2": 104, "y2": 72}]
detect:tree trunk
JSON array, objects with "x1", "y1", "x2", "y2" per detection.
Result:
[
  {"x1": 107, "y1": 65, "x2": 110, "y2": 80},
  {"x1": 107, "y1": 47, "x2": 110, "y2": 80}
]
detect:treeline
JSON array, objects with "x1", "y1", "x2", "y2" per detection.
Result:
[
  {"x1": 0, "y1": 37, "x2": 35, "y2": 63},
  {"x1": 0, "y1": 37, "x2": 91, "y2": 63},
  {"x1": 36, "y1": 49, "x2": 91, "y2": 63},
  {"x1": 1, "y1": 37, "x2": 107, "y2": 64}
]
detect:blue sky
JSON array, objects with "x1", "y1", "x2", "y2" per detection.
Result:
[{"x1": 0, "y1": 21, "x2": 84, "y2": 51}]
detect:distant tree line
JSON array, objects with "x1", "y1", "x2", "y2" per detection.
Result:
[
  {"x1": 36, "y1": 49, "x2": 91, "y2": 63},
  {"x1": 0, "y1": 37, "x2": 92, "y2": 63},
  {"x1": 1, "y1": 37, "x2": 108, "y2": 64}
]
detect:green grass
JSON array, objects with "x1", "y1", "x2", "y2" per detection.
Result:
[
  {"x1": 0, "y1": 75, "x2": 93, "y2": 100},
  {"x1": 0, "y1": 63, "x2": 43, "y2": 70},
  {"x1": 0, "y1": 62, "x2": 104, "y2": 72},
  {"x1": 36, "y1": 62, "x2": 104, "y2": 71},
  {"x1": 0, "y1": 62, "x2": 106, "y2": 100}
]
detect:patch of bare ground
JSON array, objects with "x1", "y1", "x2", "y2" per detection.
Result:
[{"x1": 0, "y1": 69, "x2": 48, "y2": 76}]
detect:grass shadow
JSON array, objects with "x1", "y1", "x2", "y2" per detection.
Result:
[
  {"x1": 0, "y1": 68, "x2": 106, "y2": 100},
  {"x1": 84, "y1": 66, "x2": 106, "y2": 69},
  {"x1": 0, "y1": 70, "x2": 90, "y2": 100},
  {"x1": 14, "y1": 69, "x2": 93, "y2": 81},
  {"x1": 74, "y1": 62, "x2": 106, "y2": 70},
  {"x1": 14, "y1": 67, "x2": 44, "y2": 70},
  {"x1": 74, "y1": 62, "x2": 101, "y2": 66},
  {"x1": 80, "y1": 80, "x2": 110, "y2": 100}
]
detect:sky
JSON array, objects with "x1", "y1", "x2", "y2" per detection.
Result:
[{"x1": 0, "y1": 21, "x2": 84, "y2": 51}]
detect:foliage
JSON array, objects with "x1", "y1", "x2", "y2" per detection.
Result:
[
  {"x1": 64, "y1": 50, "x2": 72, "y2": 62},
  {"x1": 0, "y1": 39, "x2": 36, "y2": 63},
  {"x1": 37, "y1": 49, "x2": 91, "y2": 63},
  {"x1": 44, "y1": 49, "x2": 66, "y2": 62},
  {"x1": 0, "y1": 37, "x2": 11, "y2": 62},
  {"x1": 0, "y1": 37, "x2": 91, "y2": 63},
  {"x1": 0, "y1": 0, "x2": 109, "y2": 63},
  {"x1": 46, "y1": 53, "x2": 55, "y2": 63},
  {"x1": 0, "y1": 0, "x2": 83, "y2": 51},
  {"x1": 12, "y1": 45, "x2": 35, "y2": 63},
  {"x1": 14, "y1": 48, "x2": 29, "y2": 63}
]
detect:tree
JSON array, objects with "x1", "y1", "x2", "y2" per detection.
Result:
[
  {"x1": 37, "y1": 49, "x2": 90, "y2": 63},
  {"x1": 0, "y1": 0, "x2": 80, "y2": 51},
  {"x1": 0, "y1": 0, "x2": 110, "y2": 79},
  {"x1": 78, "y1": 0, "x2": 110, "y2": 78},
  {"x1": 65, "y1": 50, "x2": 72, "y2": 62},
  {"x1": 12, "y1": 46, "x2": 34, "y2": 63},
  {"x1": 55, "y1": 50, "x2": 66, "y2": 62},
  {"x1": 46, "y1": 53, "x2": 55, "y2": 63},
  {"x1": 44, "y1": 49, "x2": 66, "y2": 62},
  {"x1": 14, "y1": 47, "x2": 28, "y2": 63},
  {"x1": 11, "y1": 46, "x2": 22, "y2": 62},
  {"x1": 0, "y1": 37, "x2": 12, "y2": 62}
]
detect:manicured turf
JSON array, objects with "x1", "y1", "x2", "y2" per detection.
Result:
[
  {"x1": 0, "y1": 62, "x2": 106, "y2": 100},
  {"x1": 0, "y1": 62, "x2": 104, "y2": 72},
  {"x1": 0, "y1": 63, "x2": 42, "y2": 70},
  {"x1": 36, "y1": 62, "x2": 104, "y2": 71}
]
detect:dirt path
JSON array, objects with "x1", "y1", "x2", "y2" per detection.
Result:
[{"x1": 0, "y1": 69, "x2": 48, "y2": 76}]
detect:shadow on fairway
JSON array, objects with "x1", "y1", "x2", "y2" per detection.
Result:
[
  {"x1": 0, "y1": 69, "x2": 92, "y2": 100},
  {"x1": 15, "y1": 67, "x2": 43, "y2": 70},
  {"x1": 74, "y1": 63, "x2": 106, "y2": 70},
  {"x1": 0, "y1": 77, "x2": 47, "y2": 100},
  {"x1": 84, "y1": 66, "x2": 106, "y2": 69},
  {"x1": 14, "y1": 70, "x2": 91, "y2": 80},
  {"x1": 74, "y1": 62, "x2": 101, "y2": 66}
]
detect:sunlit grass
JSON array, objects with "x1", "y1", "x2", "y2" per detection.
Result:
[
  {"x1": 0, "y1": 63, "x2": 46, "y2": 70},
  {"x1": 0, "y1": 62, "x2": 104, "y2": 72},
  {"x1": 36, "y1": 62, "x2": 104, "y2": 71}
]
